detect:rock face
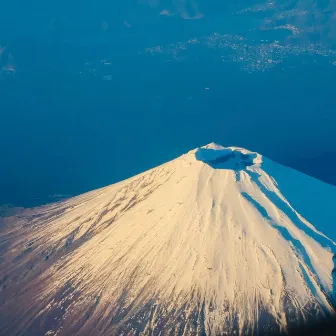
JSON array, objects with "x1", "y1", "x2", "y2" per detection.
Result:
[{"x1": 0, "y1": 143, "x2": 335, "y2": 336}]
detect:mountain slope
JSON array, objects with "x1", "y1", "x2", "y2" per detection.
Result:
[{"x1": 0, "y1": 143, "x2": 335, "y2": 335}]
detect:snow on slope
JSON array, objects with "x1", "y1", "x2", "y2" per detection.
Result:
[{"x1": 0, "y1": 143, "x2": 335, "y2": 336}]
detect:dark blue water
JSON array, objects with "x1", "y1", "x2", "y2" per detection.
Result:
[{"x1": 1, "y1": 4, "x2": 336, "y2": 208}]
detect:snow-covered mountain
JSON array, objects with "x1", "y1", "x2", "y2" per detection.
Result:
[{"x1": 0, "y1": 143, "x2": 335, "y2": 335}]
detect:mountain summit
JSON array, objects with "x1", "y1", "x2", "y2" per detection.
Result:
[{"x1": 0, "y1": 144, "x2": 335, "y2": 335}]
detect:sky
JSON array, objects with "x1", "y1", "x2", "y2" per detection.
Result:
[{"x1": 0, "y1": 1, "x2": 336, "y2": 207}]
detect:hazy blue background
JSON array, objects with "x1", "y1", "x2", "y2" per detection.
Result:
[{"x1": 1, "y1": 1, "x2": 336, "y2": 207}]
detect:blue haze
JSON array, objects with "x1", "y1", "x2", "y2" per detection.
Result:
[{"x1": 0, "y1": 1, "x2": 336, "y2": 207}]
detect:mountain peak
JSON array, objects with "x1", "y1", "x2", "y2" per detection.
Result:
[
  {"x1": 0, "y1": 144, "x2": 336, "y2": 335},
  {"x1": 201, "y1": 142, "x2": 224, "y2": 149},
  {"x1": 194, "y1": 144, "x2": 262, "y2": 170}
]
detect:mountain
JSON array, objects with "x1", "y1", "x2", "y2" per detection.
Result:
[
  {"x1": 1, "y1": 1, "x2": 335, "y2": 46},
  {"x1": 0, "y1": 143, "x2": 336, "y2": 335}
]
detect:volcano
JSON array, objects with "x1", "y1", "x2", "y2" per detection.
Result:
[{"x1": 0, "y1": 143, "x2": 335, "y2": 335}]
